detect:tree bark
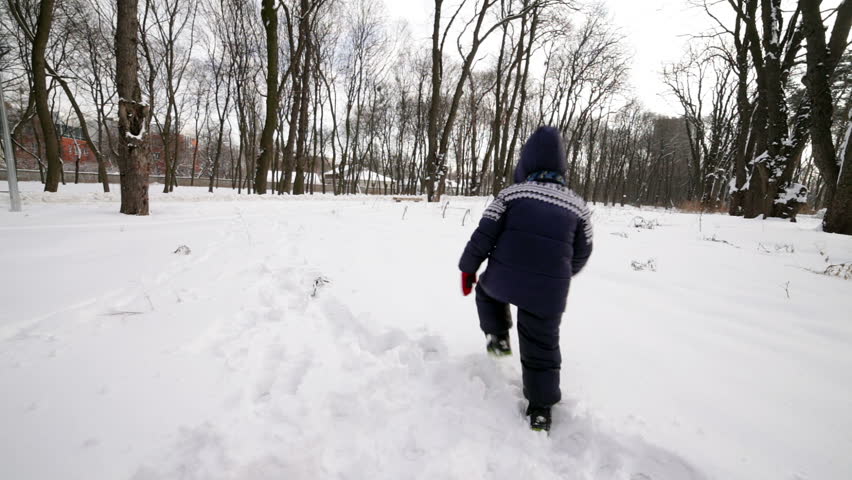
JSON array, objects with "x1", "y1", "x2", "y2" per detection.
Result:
[
  {"x1": 293, "y1": 0, "x2": 313, "y2": 195},
  {"x1": 825, "y1": 109, "x2": 852, "y2": 234},
  {"x1": 425, "y1": 0, "x2": 444, "y2": 202},
  {"x1": 31, "y1": 0, "x2": 62, "y2": 192},
  {"x1": 799, "y1": 0, "x2": 852, "y2": 233},
  {"x1": 729, "y1": 41, "x2": 752, "y2": 214},
  {"x1": 279, "y1": 4, "x2": 306, "y2": 194},
  {"x1": 254, "y1": 0, "x2": 279, "y2": 194},
  {"x1": 116, "y1": 0, "x2": 150, "y2": 215}
]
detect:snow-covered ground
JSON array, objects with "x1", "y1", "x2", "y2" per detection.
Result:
[{"x1": 1, "y1": 182, "x2": 851, "y2": 480}]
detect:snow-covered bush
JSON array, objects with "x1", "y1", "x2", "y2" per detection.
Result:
[
  {"x1": 824, "y1": 264, "x2": 852, "y2": 280},
  {"x1": 632, "y1": 216, "x2": 660, "y2": 230}
]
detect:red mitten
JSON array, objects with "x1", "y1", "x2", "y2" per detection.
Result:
[{"x1": 461, "y1": 272, "x2": 477, "y2": 296}]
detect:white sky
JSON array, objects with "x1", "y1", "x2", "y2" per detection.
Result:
[
  {"x1": 601, "y1": 0, "x2": 720, "y2": 116},
  {"x1": 384, "y1": 0, "x2": 727, "y2": 117}
]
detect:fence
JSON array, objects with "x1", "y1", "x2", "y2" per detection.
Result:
[
  {"x1": 1, "y1": 168, "x2": 230, "y2": 188},
  {"x1": 0, "y1": 169, "x2": 420, "y2": 195}
]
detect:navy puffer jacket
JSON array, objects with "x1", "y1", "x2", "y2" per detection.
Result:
[{"x1": 459, "y1": 126, "x2": 593, "y2": 317}]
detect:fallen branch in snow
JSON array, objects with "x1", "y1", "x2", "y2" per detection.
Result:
[
  {"x1": 311, "y1": 276, "x2": 331, "y2": 297},
  {"x1": 173, "y1": 245, "x2": 192, "y2": 255},
  {"x1": 103, "y1": 310, "x2": 146, "y2": 317},
  {"x1": 824, "y1": 263, "x2": 852, "y2": 280},
  {"x1": 703, "y1": 235, "x2": 740, "y2": 248},
  {"x1": 758, "y1": 243, "x2": 795, "y2": 254},
  {"x1": 631, "y1": 259, "x2": 657, "y2": 272},
  {"x1": 789, "y1": 262, "x2": 852, "y2": 281},
  {"x1": 611, "y1": 232, "x2": 629, "y2": 239},
  {"x1": 402, "y1": 205, "x2": 409, "y2": 220}
]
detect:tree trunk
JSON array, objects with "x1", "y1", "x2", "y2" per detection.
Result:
[
  {"x1": 729, "y1": 11, "x2": 752, "y2": 216},
  {"x1": 115, "y1": 0, "x2": 150, "y2": 215},
  {"x1": 254, "y1": 0, "x2": 279, "y2": 194},
  {"x1": 279, "y1": 5, "x2": 307, "y2": 195},
  {"x1": 32, "y1": 0, "x2": 61, "y2": 192},
  {"x1": 824, "y1": 108, "x2": 852, "y2": 234},
  {"x1": 425, "y1": 0, "x2": 444, "y2": 202},
  {"x1": 98, "y1": 155, "x2": 110, "y2": 192},
  {"x1": 293, "y1": 0, "x2": 313, "y2": 195},
  {"x1": 800, "y1": 0, "x2": 852, "y2": 233}
]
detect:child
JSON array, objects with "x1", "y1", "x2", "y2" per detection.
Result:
[{"x1": 458, "y1": 126, "x2": 593, "y2": 432}]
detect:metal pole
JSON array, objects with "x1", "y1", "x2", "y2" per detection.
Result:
[{"x1": 0, "y1": 70, "x2": 22, "y2": 212}]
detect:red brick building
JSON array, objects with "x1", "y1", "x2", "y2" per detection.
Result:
[
  {"x1": 6, "y1": 103, "x2": 200, "y2": 177},
  {"x1": 9, "y1": 115, "x2": 102, "y2": 172},
  {"x1": 148, "y1": 131, "x2": 201, "y2": 176}
]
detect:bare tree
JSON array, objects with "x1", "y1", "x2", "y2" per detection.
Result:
[
  {"x1": 8, "y1": 0, "x2": 62, "y2": 191},
  {"x1": 202, "y1": 0, "x2": 234, "y2": 192},
  {"x1": 146, "y1": 0, "x2": 198, "y2": 192},
  {"x1": 425, "y1": 0, "x2": 557, "y2": 202},
  {"x1": 692, "y1": 0, "x2": 852, "y2": 231},
  {"x1": 539, "y1": 5, "x2": 627, "y2": 192},
  {"x1": 116, "y1": 0, "x2": 151, "y2": 214},
  {"x1": 664, "y1": 43, "x2": 737, "y2": 210},
  {"x1": 253, "y1": 0, "x2": 279, "y2": 194},
  {"x1": 66, "y1": 0, "x2": 118, "y2": 192}
]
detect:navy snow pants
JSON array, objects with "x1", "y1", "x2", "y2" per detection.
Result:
[{"x1": 475, "y1": 284, "x2": 562, "y2": 408}]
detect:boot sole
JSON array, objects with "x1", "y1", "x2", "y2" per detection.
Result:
[{"x1": 487, "y1": 349, "x2": 512, "y2": 357}]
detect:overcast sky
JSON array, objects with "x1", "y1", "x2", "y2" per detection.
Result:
[
  {"x1": 384, "y1": 0, "x2": 729, "y2": 117},
  {"x1": 598, "y1": 0, "x2": 721, "y2": 115}
]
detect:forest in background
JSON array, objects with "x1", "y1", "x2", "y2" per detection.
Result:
[{"x1": 0, "y1": 0, "x2": 850, "y2": 232}]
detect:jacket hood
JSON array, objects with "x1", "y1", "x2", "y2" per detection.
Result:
[{"x1": 513, "y1": 126, "x2": 567, "y2": 183}]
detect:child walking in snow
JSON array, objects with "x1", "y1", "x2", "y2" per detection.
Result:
[{"x1": 458, "y1": 126, "x2": 593, "y2": 432}]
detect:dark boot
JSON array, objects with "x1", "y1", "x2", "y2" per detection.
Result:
[
  {"x1": 526, "y1": 404, "x2": 552, "y2": 432},
  {"x1": 476, "y1": 284, "x2": 513, "y2": 357},
  {"x1": 486, "y1": 332, "x2": 511, "y2": 357}
]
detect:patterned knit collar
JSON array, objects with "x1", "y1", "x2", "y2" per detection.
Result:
[{"x1": 526, "y1": 170, "x2": 567, "y2": 186}]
